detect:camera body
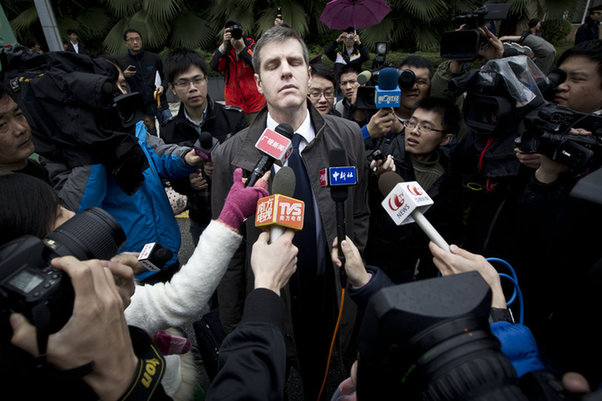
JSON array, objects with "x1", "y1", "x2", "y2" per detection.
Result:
[
  {"x1": 228, "y1": 24, "x2": 243, "y2": 40},
  {"x1": 0, "y1": 207, "x2": 125, "y2": 342},
  {"x1": 518, "y1": 103, "x2": 602, "y2": 172}
]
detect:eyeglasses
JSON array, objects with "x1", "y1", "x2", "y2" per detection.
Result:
[
  {"x1": 126, "y1": 37, "x2": 142, "y2": 43},
  {"x1": 308, "y1": 89, "x2": 335, "y2": 100},
  {"x1": 403, "y1": 119, "x2": 446, "y2": 134},
  {"x1": 173, "y1": 76, "x2": 208, "y2": 88}
]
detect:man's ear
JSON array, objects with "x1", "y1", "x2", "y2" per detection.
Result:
[
  {"x1": 307, "y1": 65, "x2": 312, "y2": 87},
  {"x1": 168, "y1": 83, "x2": 176, "y2": 96},
  {"x1": 440, "y1": 133, "x2": 454, "y2": 147},
  {"x1": 254, "y1": 73, "x2": 263, "y2": 95}
]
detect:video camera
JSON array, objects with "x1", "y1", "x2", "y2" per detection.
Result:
[
  {"x1": 450, "y1": 55, "x2": 602, "y2": 174},
  {"x1": 355, "y1": 67, "x2": 416, "y2": 110},
  {"x1": 518, "y1": 103, "x2": 602, "y2": 172},
  {"x1": 440, "y1": 3, "x2": 511, "y2": 61},
  {"x1": 0, "y1": 207, "x2": 125, "y2": 343},
  {"x1": 356, "y1": 272, "x2": 593, "y2": 400}
]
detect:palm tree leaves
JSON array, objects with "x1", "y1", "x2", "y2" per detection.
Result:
[
  {"x1": 142, "y1": 0, "x2": 181, "y2": 22},
  {"x1": 102, "y1": 0, "x2": 142, "y2": 19},
  {"x1": 398, "y1": 0, "x2": 448, "y2": 23},
  {"x1": 10, "y1": 5, "x2": 38, "y2": 34},
  {"x1": 169, "y1": 11, "x2": 215, "y2": 49}
]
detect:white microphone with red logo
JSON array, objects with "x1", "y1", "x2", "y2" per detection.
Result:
[
  {"x1": 378, "y1": 171, "x2": 450, "y2": 252},
  {"x1": 255, "y1": 166, "x2": 304, "y2": 243},
  {"x1": 246, "y1": 124, "x2": 294, "y2": 187}
]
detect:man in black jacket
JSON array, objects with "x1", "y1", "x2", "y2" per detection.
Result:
[
  {"x1": 161, "y1": 49, "x2": 247, "y2": 243},
  {"x1": 122, "y1": 28, "x2": 172, "y2": 125},
  {"x1": 575, "y1": 4, "x2": 601, "y2": 45}
]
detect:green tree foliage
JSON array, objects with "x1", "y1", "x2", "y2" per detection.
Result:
[{"x1": 542, "y1": 18, "x2": 573, "y2": 44}]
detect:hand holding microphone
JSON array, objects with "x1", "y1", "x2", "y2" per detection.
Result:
[
  {"x1": 246, "y1": 124, "x2": 294, "y2": 187},
  {"x1": 218, "y1": 168, "x2": 269, "y2": 231},
  {"x1": 251, "y1": 230, "x2": 298, "y2": 296}
]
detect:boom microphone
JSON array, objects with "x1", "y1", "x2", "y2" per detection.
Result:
[
  {"x1": 378, "y1": 172, "x2": 450, "y2": 252},
  {"x1": 255, "y1": 166, "x2": 304, "y2": 243},
  {"x1": 246, "y1": 123, "x2": 294, "y2": 187},
  {"x1": 357, "y1": 70, "x2": 372, "y2": 85}
]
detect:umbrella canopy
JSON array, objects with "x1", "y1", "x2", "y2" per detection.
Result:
[{"x1": 320, "y1": 0, "x2": 392, "y2": 30}]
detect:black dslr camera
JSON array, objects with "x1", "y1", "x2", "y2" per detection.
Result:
[
  {"x1": 0, "y1": 207, "x2": 125, "y2": 340},
  {"x1": 228, "y1": 24, "x2": 243, "y2": 40}
]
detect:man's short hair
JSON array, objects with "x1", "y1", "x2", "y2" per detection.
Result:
[
  {"x1": 252, "y1": 26, "x2": 309, "y2": 74},
  {"x1": 67, "y1": 28, "x2": 77, "y2": 36},
  {"x1": 557, "y1": 39, "x2": 602, "y2": 88},
  {"x1": 337, "y1": 63, "x2": 359, "y2": 81},
  {"x1": 412, "y1": 96, "x2": 461, "y2": 135},
  {"x1": 123, "y1": 28, "x2": 142, "y2": 41},
  {"x1": 398, "y1": 55, "x2": 434, "y2": 79},
  {"x1": 344, "y1": 26, "x2": 355, "y2": 33},
  {"x1": 164, "y1": 49, "x2": 209, "y2": 83},
  {"x1": 310, "y1": 63, "x2": 335, "y2": 86},
  {"x1": 99, "y1": 54, "x2": 126, "y2": 71}
]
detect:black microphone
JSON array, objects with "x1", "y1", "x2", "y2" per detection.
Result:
[
  {"x1": 193, "y1": 131, "x2": 219, "y2": 162},
  {"x1": 329, "y1": 148, "x2": 350, "y2": 271},
  {"x1": 138, "y1": 243, "x2": 174, "y2": 271},
  {"x1": 246, "y1": 123, "x2": 294, "y2": 187}
]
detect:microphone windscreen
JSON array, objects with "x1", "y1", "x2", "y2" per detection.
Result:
[
  {"x1": 275, "y1": 123, "x2": 294, "y2": 139},
  {"x1": 272, "y1": 166, "x2": 296, "y2": 197},
  {"x1": 329, "y1": 148, "x2": 347, "y2": 167},
  {"x1": 377, "y1": 67, "x2": 399, "y2": 90},
  {"x1": 378, "y1": 171, "x2": 404, "y2": 196},
  {"x1": 199, "y1": 131, "x2": 213, "y2": 148},
  {"x1": 155, "y1": 247, "x2": 174, "y2": 267},
  {"x1": 357, "y1": 70, "x2": 372, "y2": 85}
]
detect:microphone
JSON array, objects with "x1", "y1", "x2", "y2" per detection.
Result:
[
  {"x1": 357, "y1": 70, "x2": 372, "y2": 85},
  {"x1": 375, "y1": 67, "x2": 401, "y2": 108},
  {"x1": 246, "y1": 123, "x2": 294, "y2": 187},
  {"x1": 326, "y1": 148, "x2": 357, "y2": 272},
  {"x1": 193, "y1": 131, "x2": 219, "y2": 162},
  {"x1": 138, "y1": 242, "x2": 174, "y2": 271},
  {"x1": 255, "y1": 166, "x2": 304, "y2": 243},
  {"x1": 378, "y1": 172, "x2": 450, "y2": 252}
]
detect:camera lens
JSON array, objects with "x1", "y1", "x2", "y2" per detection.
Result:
[{"x1": 44, "y1": 207, "x2": 126, "y2": 260}]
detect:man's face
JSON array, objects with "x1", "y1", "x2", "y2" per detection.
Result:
[
  {"x1": 125, "y1": 32, "x2": 143, "y2": 53},
  {"x1": 591, "y1": 11, "x2": 601, "y2": 21},
  {"x1": 555, "y1": 55, "x2": 602, "y2": 113},
  {"x1": 339, "y1": 72, "x2": 359, "y2": 102},
  {"x1": 68, "y1": 32, "x2": 78, "y2": 42},
  {"x1": 308, "y1": 76, "x2": 335, "y2": 114},
  {"x1": 169, "y1": 65, "x2": 208, "y2": 111},
  {"x1": 0, "y1": 95, "x2": 35, "y2": 169},
  {"x1": 254, "y1": 38, "x2": 310, "y2": 113},
  {"x1": 116, "y1": 67, "x2": 127, "y2": 94},
  {"x1": 399, "y1": 65, "x2": 431, "y2": 112},
  {"x1": 404, "y1": 108, "x2": 452, "y2": 159}
]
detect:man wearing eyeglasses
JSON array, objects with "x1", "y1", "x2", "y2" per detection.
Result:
[
  {"x1": 306, "y1": 63, "x2": 339, "y2": 115},
  {"x1": 122, "y1": 28, "x2": 172, "y2": 126},
  {"x1": 161, "y1": 49, "x2": 247, "y2": 243},
  {"x1": 365, "y1": 97, "x2": 463, "y2": 283}
]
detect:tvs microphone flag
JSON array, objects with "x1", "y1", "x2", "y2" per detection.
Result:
[{"x1": 255, "y1": 194, "x2": 304, "y2": 231}]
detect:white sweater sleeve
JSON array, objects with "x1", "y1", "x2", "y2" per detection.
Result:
[{"x1": 125, "y1": 219, "x2": 243, "y2": 333}]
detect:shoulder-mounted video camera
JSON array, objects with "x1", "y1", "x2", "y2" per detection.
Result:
[{"x1": 517, "y1": 103, "x2": 602, "y2": 172}]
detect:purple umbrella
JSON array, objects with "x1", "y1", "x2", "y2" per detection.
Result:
[{"x1": 320, "y1": 0, "x2": 392, "y2": 30}]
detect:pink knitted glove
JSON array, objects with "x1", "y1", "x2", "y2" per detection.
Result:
[{"x1": 218, "y1": 168, "x2": 269, "y2": 230}]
